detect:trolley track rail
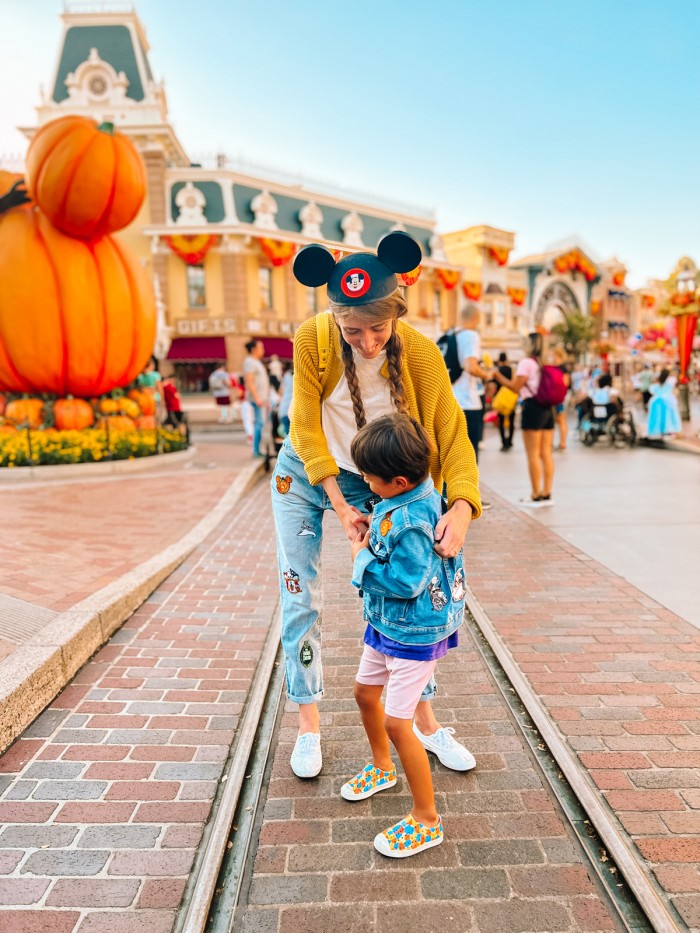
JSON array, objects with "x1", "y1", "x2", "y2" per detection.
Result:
[{"x1": 175, "y1": 590, "x2": 685, "y2": 933}]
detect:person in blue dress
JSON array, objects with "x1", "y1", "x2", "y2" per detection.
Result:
[{"x1": 646, "y1": 369, "x2": 681, "y2": 439}]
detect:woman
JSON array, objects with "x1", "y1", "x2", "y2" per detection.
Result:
[
  {"x1": 493, "y1": 332, "x2": 555, "y2": 506},
  {"x1": 646, "y1": 368, "x2": 681, "y2": 439},
  {"x1": 552, "y1": 346, "x2": 571, "y2": 451},
  {"x1": 272, "y1": 232, "x2": 482, "y2": 779}
]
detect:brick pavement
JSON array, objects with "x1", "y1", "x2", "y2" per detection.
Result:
[
  {"x1": 0, "y1": 474, "x2": 279, "y2": 933},
  {"x1": 468, "y1": 487, "x2": 700, "y2": 931},
  {"x1": 241, "y1": 518, "x2": 618, "y2": 933},
  {"x1": 0, "y1": 438, "x2": 256, "y2": 663}
]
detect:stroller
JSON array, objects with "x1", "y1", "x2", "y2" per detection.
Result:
[{"x1": 579, "y1": 396, "x2": 636, "y2": 448}]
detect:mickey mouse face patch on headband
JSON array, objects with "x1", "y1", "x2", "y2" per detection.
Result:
[{"x1": 293, "y1": 231, "x2": 422, "y2": 306}]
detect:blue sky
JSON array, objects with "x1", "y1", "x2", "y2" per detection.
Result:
[{"x1": 1, "y1": 0, "x2": 698, "y2": 286}]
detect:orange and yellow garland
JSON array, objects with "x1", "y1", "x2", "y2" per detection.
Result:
[
  {"x1": 399, "y1": 265, "x2": 422, "y2": 286},
  {"x1": 436, "y1": 268, "x2": 460, "y2": 290},
  {"x1": 260, "y1": 238, "x2": 296, "y2": 267},
  {"x1": 553, "y1": 248, "x2": 597, "y2": 282},
  {"x1": 489, "y1": 247, "x2": 510, "y2": 266},
  {"x1": 462, "y1": 281, "x2": 482, "y2": 301},
  {"x1": 507, "y1": 287, "x2": 526, "y2": 306},
  {"x1": 163, "y1": 234, "x2": 219, "y2": 265}
]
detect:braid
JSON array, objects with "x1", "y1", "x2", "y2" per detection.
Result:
[
  {"x1": 340, "y1": 334, "x2": 367, "y2": 429},
  {"x1": 385, "y1": 325, "x2": 409, "y2": 416}
]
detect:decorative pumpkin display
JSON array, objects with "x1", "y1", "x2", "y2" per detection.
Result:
[
  {"x1": 5, "y1": 398, "x2": 44, "y2": 427},
  {"x1": 128, "y1": 388, "x2": 156, "y2": 416},
  {"x1": 25, "y1": 115, "x2": 146, "y2": 240},
  {"x1": 136, "y1": 415, "x2": 157, "y2": 430},
  {"x1": 0, "y1": 425, "x2": 17, "y2": 435},
  {"x1": 119, "y1": 398, "x2": 140, "y2": 419},
  {"x1": 54, "y1": 398, "x2": 95, "y2": 431},
  {"x1": 99, "y1": 398, "x2": 121, "y2": 414},
  {"x1": 0, "y1": 207, "x2": 156, "y2": 397},
  {"x1": 97, "y1": 415, "x2": 137, "y2": 432}
]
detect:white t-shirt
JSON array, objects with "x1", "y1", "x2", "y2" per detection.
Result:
[
  {"x1": 322, "y1": 350, "x2": 393, "y2": 473},
  {"x1": 452, "y1": 329, "x2": 483, "y2": 411},
  {"x1": 516, "y1": 357, "x2": 540, "y2": 399},
  {"x1": 243, "y1": 356, "x2": 269, "y2": 404}
]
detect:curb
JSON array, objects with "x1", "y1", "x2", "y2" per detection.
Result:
[
  {"x1": 0, "y1": 458, "x2": 267, "y2": 754},
  {"x1": 0, "y1": 446, "x2": 196, "y2": 482}
]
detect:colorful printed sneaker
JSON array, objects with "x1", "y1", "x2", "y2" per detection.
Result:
[
  {"x1": 374, "y1": 813, "x2": 443, "y2": 858},
  {"x1": 290, "y1": 732, "x2": 322, "y2": 779},
  {"x1": 340, "y1": 763, "x2": 397, "y2": 801},
  {"x1": 413, "y1": 725, "x2": 476, "y2": 771}
]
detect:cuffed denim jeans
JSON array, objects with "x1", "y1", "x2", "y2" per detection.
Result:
[
  {"x1": 251, "y1": 401, "x2": 266, "y2": 455},
  {"x1": 271, "y1": 438, "x2": 437, "y2": 705}
]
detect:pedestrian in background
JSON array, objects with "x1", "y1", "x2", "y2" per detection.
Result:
[
  {"x1": 271, "y1": 232, "x2": 481, "y2": 781},
  {"x1": 495, "y1": 351, "x2": 515, "y2": 451},
  {"x1": 243, "y1": 339, "x2": 270, "y2": 458},
  {"x1": 277, "y1": 361, "x2": 293, "y2": 438},
  {"x1": 493, "y1": 332, "x2": 555, "y2": 507},
  {"x1": 209, "y1": 363, "x2": 233, "y2": 424},
  {"x1": 552, "y1": 346, "x2": 571, "y2": 451},
  {"x1": 342, "y1": 413, "x2": 467, "y2": 858},
  {"x1": 646, "y1": 368, "x2": 681, "y2": 439}
]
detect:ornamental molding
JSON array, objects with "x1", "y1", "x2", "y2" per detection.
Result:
[
  {"x1": 429, "y1": 232, "x2": 447, "y2": 262},
  {"x1": 341, "y1": 211, "x2": 364, "y2": 247},
  {"x1": 299, "y1": 201, "x2": 323, "y2": 238},
  {"x1": 64, "y1": 48, "x2": 129, "y2": 105},
  {"x1": 251, "y1": 189, "x2": 278, "y2": 230},
  {"x1": 174, "y1": 182, "x2": 207, "y2": 226}
]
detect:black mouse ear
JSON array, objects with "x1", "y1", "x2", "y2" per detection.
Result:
[
  {"x1": 376, "y1": 231, "x2": 422, "y2": 274},
  {"x1": 293, "y1": 244, "x2": 336, "y2": 287}
]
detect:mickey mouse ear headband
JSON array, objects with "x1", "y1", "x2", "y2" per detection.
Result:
[{"x1": 293, "y1": 231, "x2": 422, "y2": 306}]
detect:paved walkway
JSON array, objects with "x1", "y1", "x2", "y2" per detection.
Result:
[{"x1": 0, "y1": 437, "x2": 257, "y2": 662}]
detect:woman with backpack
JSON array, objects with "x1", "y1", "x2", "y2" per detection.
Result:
[
  {"x1": 492, "y1": 332, "x2": 561, "y2": 507},
  {"x1": 271, "y1": 231, "x2": 482, "y2": 780}
]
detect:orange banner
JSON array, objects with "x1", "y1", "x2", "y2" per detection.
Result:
[
  {"x1": 399, "y1": 265, "x2": 422, "y2": 286},
  {"x1": 163, "y1": 234, "x2": 219, "y2": 265},
  {"x1": 436, "y1": 268, "x2": 460, "y2": 290},
  {"x1": 642, "y1": 294, "x2": 655, "y2": 309},
  {"x1": 489, "y1": 247, "x2": 510, "y2": 266},
  {"x1": 553, "y1": 248, "x2": 596, "y2": 282},
  {"x1": 590, "y1": 300, "x2": 601, "y2": 315},
  {"x1": 507, "y1": 287, "x2": 526, "y2": 306},
  {"x1": 612, "y1": 271, "x2": 626, "y2": 286},
  {"x1": 462, "y1": 281, "x2": 482, "y2": 301},
  {"x1": 260, "y1": 239, "x2": 296, "y2": 267}
]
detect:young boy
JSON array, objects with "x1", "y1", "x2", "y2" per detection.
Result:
[{"x1": 343, "y1": 413, "x2": 467, "y2": 858}]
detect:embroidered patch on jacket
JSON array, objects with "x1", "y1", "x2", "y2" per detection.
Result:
[
  {"x1": 297, "y1": 521, "x2": 316, "y2": 537},
  {"x1": 365, "y1": 495, "x2": 381, "y2": 512},
  {"x1": 451, "y1": 567, "x2": 466, "y2": 602},
  {"x1": 275, "y1": 475, "x2": 292, "y2": 494},
  {"x1": 299, "y1": 641, "x2": 313, "y2": 667},
  {"x1": 283, "y1": 568, "x2": 302, "y2": 594},
  {"x1": 427, "y1": 576, "x2": 449, "y2": 611},
  {"x1": 379, "y1": 517, "x2": 393, "y2": 536}
]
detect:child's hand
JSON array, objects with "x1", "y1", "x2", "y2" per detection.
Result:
[{"x1": 351, "y1": 528, "x2": 371, "y2": 560}]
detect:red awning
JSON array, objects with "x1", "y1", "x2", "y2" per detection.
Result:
[
  {"x1": 261, "y1": 337, "x2": 294, "y2": 359},
  {"x1": 167, "y1": 337, "x2": 227, "y2": 362}
]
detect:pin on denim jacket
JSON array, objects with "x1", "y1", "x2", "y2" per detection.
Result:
[{"x1": 351, "y1": 477, "x2": 466, "y2": 646}]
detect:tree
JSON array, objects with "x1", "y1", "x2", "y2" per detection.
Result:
[{"x1": 550, "y1": 311, "x2": 596, "y2": 359}]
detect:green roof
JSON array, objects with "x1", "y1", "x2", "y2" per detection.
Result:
[{"x1": 53, "y1": 25, "x2": 144, "y2": 102}]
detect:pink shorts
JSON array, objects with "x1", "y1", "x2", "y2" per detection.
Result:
[{"x1": 355, "y1": 644, "x2": 438, "y2": 719}]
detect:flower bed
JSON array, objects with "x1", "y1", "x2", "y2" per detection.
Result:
[{"x1": 0, "y1": 428, "x2": 187, "y2": 468}]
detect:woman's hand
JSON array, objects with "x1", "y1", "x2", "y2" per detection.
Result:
[
  {"x1": 351, "y1": 528, "x2": 371, "y2": 560},
  {"x1": 337, "y1": 502, "x2": 369, "y2": 542},
  {"x1": 434, "y1": 499, "x2": 472, "y2": 558}
]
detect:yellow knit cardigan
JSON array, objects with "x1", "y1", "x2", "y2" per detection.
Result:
[{"x1": 290, "y1": 315, "x2": 482, "y2": 518}]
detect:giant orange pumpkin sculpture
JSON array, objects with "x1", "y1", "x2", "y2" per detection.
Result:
[
  {"x1": 25, "y1": 115, "x2": 146, "y2": 240},
  {"x1": 0, "y1": 207, "x2": 156, "y2": 396}
]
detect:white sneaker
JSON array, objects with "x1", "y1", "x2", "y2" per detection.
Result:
[
  {"x1": 413, "y1": 725, "x2": 476, "y2": 771},
  {"x1": 290, "y1": 732, "x2": 322, "y2": 778}
]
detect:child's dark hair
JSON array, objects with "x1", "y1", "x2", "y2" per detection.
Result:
[
  {"x1": 350, "y1": 413, "x2": 431, "y2": 484},
  {"x1": 598, "y1": 373, "x2": 612, "y2": 388},
  {"x1": 658, "y1": 368, "x2": 670, "y2": 385}
]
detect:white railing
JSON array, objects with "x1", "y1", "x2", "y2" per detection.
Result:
[
  {"x1": 188, "y1": 150, "x2": 436, "y2": 222},
  {"x1": 63, "y1": 1, "x2": 135, "y2": 13}
]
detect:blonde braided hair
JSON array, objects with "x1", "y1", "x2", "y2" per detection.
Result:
[{"x1": 330, "y1": 290, "x2": 409, "y2": 430}]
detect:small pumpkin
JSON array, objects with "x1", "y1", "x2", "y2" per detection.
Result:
[
  {"x1": 99, "y1": 399, "x2": 121, "y2": 414},
  {"x1": 136, "y1": 415, "x2": 157, "y2": 430},
  {"x1": 0, "y1": 424, "x2": 17, "y2": 435},
  {"x1": 97, "y1": 415, "x2": 136, "y2": 432},
  {"x1": 0, "y1": 208, "x2": 156, "y2": 396},
  {"x1": 119, "y1": 398, "x2": 140, "y2": 419},
  {"x1": 5, "y1": 398, "x2": 44, "y2": 427},
  {"x1": 25, "y1": 115, "x2": 146, "y2": 239},
  {"x1": 128, "y1": 388, "x2": 156, "y2": 416},
  {"x1": 54, "y1": 398, "x2": 95, "y2": 431}
]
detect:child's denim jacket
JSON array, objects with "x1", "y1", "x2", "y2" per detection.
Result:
[{"x1": 351, "y1": 477, "x2": 466, "y2": 646}]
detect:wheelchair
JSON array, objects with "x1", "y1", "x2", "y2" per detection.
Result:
[{"x1": 579, "y1": 400, "x2": 636, "y2": 448}]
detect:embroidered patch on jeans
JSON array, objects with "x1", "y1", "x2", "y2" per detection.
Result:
[
  {"x1": 275, "y1": 475, "x2": 293, "y2": 494},
  {"x1": 300, "y1": 641, "x2": 313, "y2": 667},
  {"x1": 427, "y1": 576, "x2": 449, "y2": 611},
  {"x1": 365, "y1": 495, "x2": 381, "y2": 512},
  {"x1": 297, "y1": 521, "x2": 316, "y2": 537},
  {"x1": 283, "y1": 568, "x2": 302, "y2": 593}
]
